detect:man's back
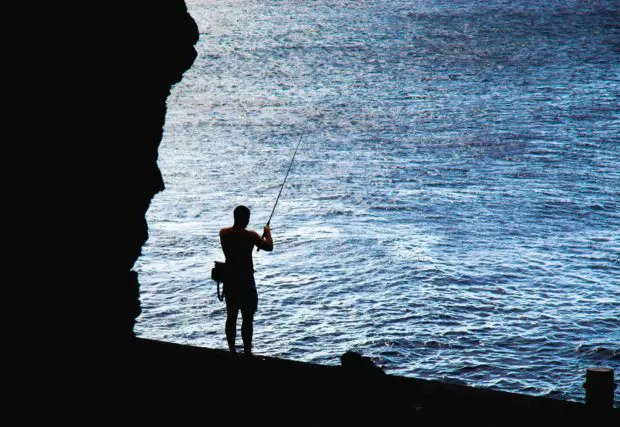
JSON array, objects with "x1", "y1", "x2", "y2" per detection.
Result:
[{"x1": 219, "y1": 226, "x2": 259, "y2": 275}]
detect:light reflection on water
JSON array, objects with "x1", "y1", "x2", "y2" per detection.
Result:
[{"x1": 136, "y1": 0, "x2": 620, "y2": 405}]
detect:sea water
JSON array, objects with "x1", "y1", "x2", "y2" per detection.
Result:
[{"x1": 134, "y1": 0, "x2": 619, "y2": 404}]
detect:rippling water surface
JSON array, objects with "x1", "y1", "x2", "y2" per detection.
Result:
[{"x1": 135, "y1": 0, "x2": 620, "y2": 404}]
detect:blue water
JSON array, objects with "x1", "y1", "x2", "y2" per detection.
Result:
[{"x1": 135, "y1": 0, "x2": 620, "y2": 404}]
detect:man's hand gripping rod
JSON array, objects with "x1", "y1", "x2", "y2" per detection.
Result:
[{"x1": 258, "y1": 133, "x2": 304, "y2": 252}]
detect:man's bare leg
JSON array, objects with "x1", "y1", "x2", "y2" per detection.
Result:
[
  {"x1": 241, "y1": 309, "x2": 254, "y2": 356},
  {"x1": 225, "y1": 306, "x2": 239, "y2": 354}
]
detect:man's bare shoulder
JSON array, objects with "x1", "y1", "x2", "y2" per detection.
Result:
[
  {"x1": 220, "y1": 227, "x2": 259, "y2": 239},
  {"x1": 219, "y1": 227, "x2": 233, "y2": 236}
]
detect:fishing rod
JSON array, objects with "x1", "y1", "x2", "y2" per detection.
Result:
[{"x1": 258, "y1": 133, "x2": 304, "y2": 252}]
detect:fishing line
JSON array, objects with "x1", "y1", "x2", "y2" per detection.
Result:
[{"x1": 258, "y1": 133, "x2": 304, "y2": 251}]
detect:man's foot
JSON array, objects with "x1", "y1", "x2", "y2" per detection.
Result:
[{"x1": 242, "y1": 352, "x2": 265, "y2": 362}]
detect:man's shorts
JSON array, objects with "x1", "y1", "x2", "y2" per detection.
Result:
[{"x1": 224, "y1": 277, "x2": 258, "y2": 314}]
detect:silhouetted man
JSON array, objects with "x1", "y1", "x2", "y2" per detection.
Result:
[{"x1": 220, "y1": 205, "x2": 273, "y2": 356}]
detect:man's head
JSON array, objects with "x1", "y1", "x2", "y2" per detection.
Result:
[{"x1": 233, "y1": 205, "x2": 251, "y2": 228}]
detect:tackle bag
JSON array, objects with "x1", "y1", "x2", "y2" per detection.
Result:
[{"x1": 211, "y1": 261, "x2": 229, "y2": 302}]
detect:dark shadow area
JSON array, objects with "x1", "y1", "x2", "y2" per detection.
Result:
[{"x1": 131, "y1": 339, "x2": 612, "y2": 426}]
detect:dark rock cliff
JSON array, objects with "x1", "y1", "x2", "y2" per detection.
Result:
[
  {"x1": 56, "y1": 2, "x2": 198, "y2": 346},
  {"x1": 12, "y1": 2, "x2": 198, "y2": 411}
]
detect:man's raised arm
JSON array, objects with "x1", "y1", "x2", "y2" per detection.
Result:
[{"x1": 255, "y1": 225, "x2": 273, "y2": 251}]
